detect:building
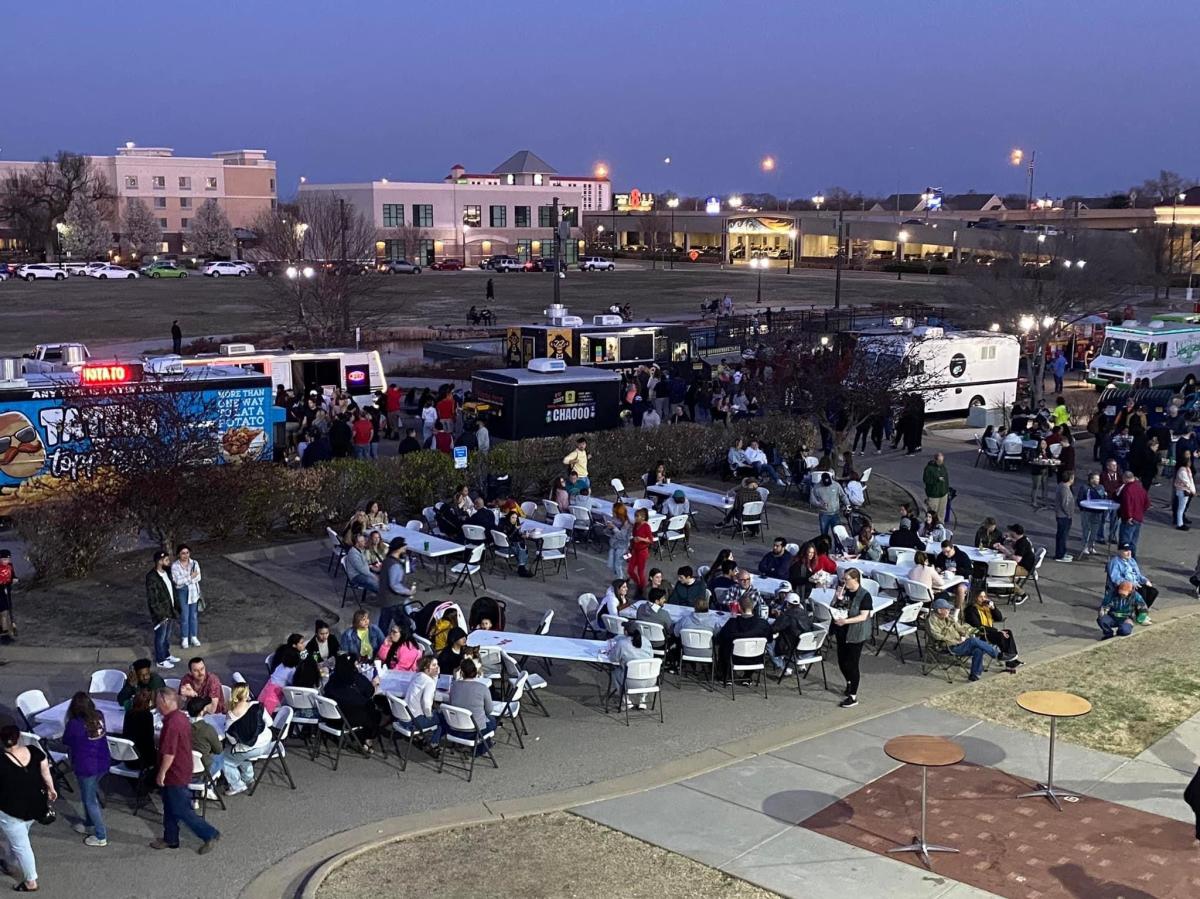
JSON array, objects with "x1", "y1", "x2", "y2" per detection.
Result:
[
  {"x1": 0, "y1": 143, "x2": 277, "y2": 256},
  {"x1": 299, "y1": 150, "x2": 610, "y2": 266}
]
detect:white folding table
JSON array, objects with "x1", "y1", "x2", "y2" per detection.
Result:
[
  {"x1": 38, "y1": 698, "x2": 124, "y2": 738},
  {"x1": 646, "y1": 482, "x2": 733, "y2": 511},
  {"x1": 378, "y1": 671, "x2": 454, "y2": 702},
  {"x1": 467, "y1": 630, "x2": 612, "y2": 665},
  {"x1": 380, "y1": 524, "x2": 466, "y2": 581},
  {"x1": 835, "y1": 558, "x2": 964, "y2": 592}
]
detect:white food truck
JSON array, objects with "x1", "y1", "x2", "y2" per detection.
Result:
[
  {"x1": 170, "y1": 344, "x2": 387, "y2": 403},
  {"x1": 858, "y1": 326, "x2": 1021, "y2": 413},
  {"x1": 1086, "y1": 320, "x2": 1200, "y2": 390}
]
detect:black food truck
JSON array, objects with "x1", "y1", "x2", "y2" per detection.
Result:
[
  {"x1": 503, "y1": 307, "x2": 694, "y2": 376},
  {"x1": 471, "y1": 360, "x2": 621, "y2": 440}
]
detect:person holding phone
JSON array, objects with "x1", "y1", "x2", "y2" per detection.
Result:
[{"x1": 831, "y1": 568, "x2": 872, "y2": 708}]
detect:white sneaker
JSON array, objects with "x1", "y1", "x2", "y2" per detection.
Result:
[
  {"x1": 73, "y1": 823, "x2": 94, "y2": 835},
  {"x1": 167, "y1": 655, "x2": 181, "y2": 663},
  {"x1": 84, "y1": 836, "x2": 107, "y2": 847},
  {"x1": 191, "y1": 638, "x2": 202, "y2": 646},
  {"x1": 637, "y1": 699, "x2": 647, "y2": 710},
  {"x1": 157, "y1": 660, "x2": 175, "y2": 669}
]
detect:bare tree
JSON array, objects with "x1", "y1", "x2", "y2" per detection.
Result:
[
  {"x1": 187, "y1": 199, "x2": 234, "y2": 257},
  {"x1": 639, "y1": 209, "x2": 669, "y2": 268},
  {"x1": 0, "y1": 152, "x2": 112, "y2": 258},
  {"x1": 1130, "y1": 170, "x2": 1189, "y2": 202},
  {"x1": 250, "y1": 193, "x2": 383, "y2": 344},
  {"x1": 387, "y1": 223, "x2": 427, "y2": 263},
  {"x1": 122, "y1": 198, "x2": 162, "y2": 261},
  {"x1": 956, "y1": 228, "x2": 1142, "y2": 406},
  {"x1": 60, "y1": 192, "x2": 111, "y2": 260}
]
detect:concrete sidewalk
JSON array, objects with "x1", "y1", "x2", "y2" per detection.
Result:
[{"x1": 573, "y1": 704, "x2": 1199, "y2": 899}]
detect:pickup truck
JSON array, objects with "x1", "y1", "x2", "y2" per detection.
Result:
[{"x1": 22, "y1": 343, "x2": 91, "y2": 374}]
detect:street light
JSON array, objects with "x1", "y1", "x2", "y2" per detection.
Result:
[
  {"x1": 1011, "y1": 147, "x2": 1036, "y2": 208},
  {"x1": 750, "y1": 256, "x2": 765, "y2": 302},
  {"x1": 761, "y1": 156, "x2": 776, "y2": 173},
  {"x1": 667, "y1": 197, "x2": 679, "y2": 270},
  {"x1": 786, "y1": 228, "x2": 797, "y2": 275},
  {"x1": 663, "y1": 156, "x2": 672, "y2": 165},
  {"x1": 593, "y1": 162, "x2": 608, "y2": 178},
  {"x1": 729, "y1": 195, "x2": 743, "y2": 209},
  {"x1": 896, "y1": 229, "x2": 909, "y2": 281},
  {"x1": 811, "y1": 194, "x2": 824, "y2": 212}
]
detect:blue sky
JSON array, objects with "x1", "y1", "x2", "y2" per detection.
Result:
[{"x1": 3, "y1": 0, "x2": 1196, "y2": 198}]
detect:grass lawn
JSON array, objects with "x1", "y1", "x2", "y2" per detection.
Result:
[
  {"x1": 317, "y1": 811, "x2": 778, "y2": 899},
  {"x1": 929, "y1": 613, "x2": 1200, "y2": 757},
  {"x1": 0, "y1": 265, "x2": 943, "y2": 353}
]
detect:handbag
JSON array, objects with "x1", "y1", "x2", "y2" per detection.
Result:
[{"x1": 36, "y1": 790, "x2": 56, "y2": 826}]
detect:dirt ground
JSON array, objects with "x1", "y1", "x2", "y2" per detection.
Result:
[
  {"x1": 0, "y1": 265, "x2": 942, "y2": 352},
  {"x1": 929, "y1": 613, "x2": 1200, "y2": 757},
  {"x1": 317, "y1": 812, "x2": 778, "y2": 899},
  {"x1": 8, "y1": 539, "x2": 325, "y2": 647}
]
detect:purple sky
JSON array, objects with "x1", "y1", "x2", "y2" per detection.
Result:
[{"x1": 5, "y1": 0, "x2": 1197, "y2": 199}]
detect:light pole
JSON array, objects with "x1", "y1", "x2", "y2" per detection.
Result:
[
  {"x1": 896, "y1": 229, "x2": 909, "y2": 280},
  {"x1": 462, "y1": 225, "x2": 470, "y2": 267},
  {"x1": 787, "y1": 228, "x2": 797, "y2": 275},
  {"x1": 1167, "y1": 191, "x2": 1185, "y2": 300},
  {"x1": 812, "y1": 194, "x2": 824, "y2": 216},
  {"x1": 667, "y1": 197, "x2": 679, "y2": 270},
  {"x1": 750, "y1": 256, "x2": 765, "y2": 303},
  {"x1": 1011, "y1": 148, "x2": 1036, "y2": 209}
]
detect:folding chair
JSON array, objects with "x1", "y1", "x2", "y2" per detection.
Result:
[
  {"x1": 729, "y1": 637, "x2": 768, "y2": 700},
  {"x1": 677, "y1": 627, "x2": 715, "y2": 691},
  {"x1": 897, "y1": 577, "x2": 935, "y2": 607},
  {"x1": 189, "y1": 750, "x2": 227, "y2": 818},
  {"x1": 312, "y1": 695, "x2": 369, "y2": 771},
  {"x1": 490, "y1": 672, "x2": 530, "y2": 749},
  {"x1": 552, "y1": 513, "x2": 579, "y2": 558},
  {"x1": 577, "y1": 592, "x2": 602, "y2": 638},
  {"x1": 384, "y1": 694, "x2": 439, "y2": 771},
  {"x1": 531, "y1": 533, "x2": 568, "y2": 580},
  {"x1": 488, "y1": 529, "x2": 517, "y2": 577},
  {"x1": 601, "y1": 614, "x2": 625, "y2": 638},
  {"x1": 874, "y1": 601, "x2": 925, "y2": 662},
  {"x1": 661, "y1": 514, "x2": 691, "y2": 559},
  {"x1": 282, "y1": 686, "x2": 320, "y2": 759},
  {"x1": 542, "y1": 499, "x2": 561, "y2": 520},
  {"x1": 611, "y1": 478, "x2": 629, "y2": 503},
  {"x1": 326, "y1": 527, "x2": 347, "y2": 573},
  {"x1": 519, "y1": 501, "x2": 538, "y2": 520},
  {"x1": 18, "y1": 732, "x2": 72, "y2": 794},
  {"x1": 779, "y1": 628, "x2": 829, "y2": 694},
  {"x1": 831, "y1": 524, "x2": 853, "y2": 555},
  {"x1": 631, "y1": 620, "x2": 667, "y2": 660},
  {"x1": 985, "y1": 559, "x2": 1017, "y2": 604},
  {"x1": 106, "y1": 736, "x2": 153, "y2": 815},
  {"x1": 448, "y1": 543, "x2": 487, "y2": 596},
  {"x1": 16, "y1": 690, "x2": 60, "y2": 740},
  {"x1": 860, "y1": 467, "x2": 873, "y2": 504},
  {"x1": 569, "y1": 505, "x2": 595, "y2": 547},
  {"x1": 737, "y1": 501, "x2": 765, "y2": 544},
  {"x1": 1018, "y1": 547, "x2": 1048, "y2": 604},
  {"x1": 437, "y1": 704, "x2": 497, "y2": 782},
  {"x1": 246, "y1": 707, "x2": 296, "y2": 795},
  {"x1": 501, "y1": 651, "x2": 550, "y2": 718},
  {"x1": 611, "y1": 658, "x2": 663, "y2": 725},
  {"x1": 461, "y1": 524, "x2": 487, "y2": 548},
  {"x1": 922, "y1": 632, "x2": 988, "y2": 683},
  {"x1": 339, "y1": 556, "x2": 369, "y2": 608},
  {"x1": 888, "y1": 547, "x2": 916, "y2": 567},
  {"x1": 88, "y1": 669, "x2": 127, "y2": 696}
]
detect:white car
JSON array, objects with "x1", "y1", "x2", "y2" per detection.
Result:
[
  {"x1": 578, "y1": 256, "x2": 616, "y2": 271},
  {"x1": 203, "y1": 260, "x2": 251, "y2": 277},
  {"x1": 16, "y1": 264, "x2": 67, "y2": 281},
  {"x1": 88, "y1": 264, "x2": 139, "y2": 280},
  {"x1": 83, "y1": 262, "x2": 109, "y2": 276}
]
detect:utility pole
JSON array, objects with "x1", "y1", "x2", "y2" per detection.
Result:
[
  {"x1": 552, "y1": 195, "x2": 561, "y2": 309},
  {"x1": 339, "y1": 197, "x2": 347, "y2": 263},
  {"x1": 833, "y1": 208, "x2": 845, "y2": 309}
]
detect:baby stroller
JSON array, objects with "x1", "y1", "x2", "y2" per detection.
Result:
[{"x1": 469, "y1": 595, "x2": 507, "y2": 631}]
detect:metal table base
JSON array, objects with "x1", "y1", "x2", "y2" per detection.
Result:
[{"x1": 888, "y1": 765, "x2": 959, "y2": 868}]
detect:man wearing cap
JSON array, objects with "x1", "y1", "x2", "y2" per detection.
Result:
[
  {"x1": 663, "y1": 489, "x2": 691, "y2": 523},
  {"x1": 926, "y1": 597, "x2": 1007, "y2": 681},
  {"x1": 1105, "y1": 543, "x2": 1158, "y2": 609},
  {"x1": 770, "y1": 593, "x2": 816, "y2": 674},
  {"x1": 1098, "y1": 580, "x2": 1149, "y2": 638},
  {"x1": 146, "y1": 550, "x2": 180, "y2": 670},
  {"x1": 378, "y1": 537, "x2": 416, "y2": 635}
]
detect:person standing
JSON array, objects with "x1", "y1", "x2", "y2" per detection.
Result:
[
  {"x1": 1116, "y1": 471, "x2": 1150, "y2": 556},
  {"x1": 0, "y1": 724, "x2": 57, "y2": 891},
  {"x1": 485, "y1": 277, "x2": 494, "y2": 302},
  {"x1": 1077, "y1": 471, "x2": 1108, "y2": 556},
  {"x1": 922, "y1": 452, "x2": 950, "y2": 523},
  {"x1": 1051, "y1": 350, "x2": 1068, "y2": 393},
  {"x1": 171, "y1": 320, "x2": 182, "y2": 355},
  {"x1": 0, "y1": 548, "x2": 16, "y2": 643},
  {"x1": 475, "y1": 417, "x2": 490, "y2": 456},
  {"x1": 627, "y1": 508, "x2": 653, "y2": 596},
  {"x1": 146, "y1": 550, "x2": 180, "y2": 670},
  {"x1": 1053, "y1": 471, "x2": 1075, "y2": 562},
  {"x1": 1174, "y1": 449, "x2": 1195, "y2": 531},
  {"x1": 62, "y1": 692, "x2": 111, "y2": 847},
  {"x1": 562, "y1": 436, "x2": 590, "y2": 490},
  {"x1": 149, "y1": 689, "x2": 219, "y2": 853},
  {"x1": 171, "y1": 546, "x2": 203, "y2": 648},
  {"x1": 831, "y1": 568, "x2": 873, "y2": 708}
]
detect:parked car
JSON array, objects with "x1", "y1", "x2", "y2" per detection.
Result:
[
  {"x1": 322, "y1": 260, "x2": 371, "y2": 276},
  {"x1": 17, "y1": 264, "x2": 67, "y2": 281},
  {"x1": 490, "y1": 256, "x2": 523, "y2": 273},
  {"x1": 57, "y1": 262, "x2": 90, "y2": 276},
  {"x1": 255, "y1": 260, "x2": 286, "y2": 277},
  {"x1": 477, "y1": 256, "x2": 494, "y2": 270},
  {"x1": 203, "y1": 260, "x2": 250, "y2": 277},
  {"x1": 379, "y1": 258, "x2": 422, "y2": 274},
  {"x1": 430, "y1": 258, "x2": 465, "y2": 271},
  {"x1": 88, "y1": 264, "x2": 139, "y2": 279},
  {"x1": 577, "y1": 256, "x2": 615, "y2": 272},
  {"x1": 140, "y1": 261, "x2": 188, "y2": 278},
  {"x1": 533, "y1": 257, "x2": 567, "y2": 272},
  {"x1": 0, "y1": 268, "x2": 7, "y2": 281}
]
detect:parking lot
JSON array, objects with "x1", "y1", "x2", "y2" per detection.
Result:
[{"x1": 0, "y1": 262, "x2": 943, "y2": 353}]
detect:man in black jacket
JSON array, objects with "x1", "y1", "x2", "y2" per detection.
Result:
[
  {"x1": 770, "y1": 593, "x2": 816, "y2": 673},
  {"x1": 397, "y1": 427, "x2": 422, "y2": 456},
  {"x1": 329, "y1": 414, "x2": 353, "y2": 458},
  {"x1": 932, "y1": 540, "x2": 972, "y2": 579},
  {"x1": 466, "y1": 496, "x2": 499, "y2": 534},
  {"x1": 146, "y1": 550, "x2": 180, "y2": 670},
  {"x1": 888, "y1": 518, "x2": 923, "y2": 551},
  {"x1": 715, "y1": 594, "x2": 773, "y2": 682}
]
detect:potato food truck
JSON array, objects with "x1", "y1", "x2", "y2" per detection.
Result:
[{"x1": 1086, "y1": 320, "x2": 1200, "y2": 390}]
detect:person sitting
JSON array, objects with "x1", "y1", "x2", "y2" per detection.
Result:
[
  {"x1": 403, "y1": 655, "x2": 443, "y2": 750},
  {"x1": 745, "y1": 439, "x2": 787, "y2": 486},
  {"x1": 499, "y1": 509, "x2": 534, "y2": 578},
  {"x1": 663, "y1": 489, "x2": 691, "y2": 523},
  {"x1": 704, "y1": 550, "x2": 734, "y2": 585},
  {"x1": 339, "y1": 608, "x2": 384, "y2": 662},
  {"x1": 377, "y1": 622, "x2": 423, "y2": 672},
  {"x1": 436, "y1": 627, "x2": 469, "y2": 675},
  {"x1": 715, "y1": 594, "x2": 773, "y2": 683},
  {"x1": 725, "y1": 568, "x2": 763, "y2": 615},
  {"x1": 344, "y1": 533, "x2": 379, "y2": 596},
  {"x1": 434, "y1": 502, "x2": 463, "y2": 541},
  {"x1": 722, "y1": 477, "x2": 763, "y2": 531},
  {"x1": 465, "y1": 496, "x2": 498, "y2": 534},
  {"x1": 635, "y1": 588, "x2": 673, "y2": 655},
  {"x1": 1098, "y1": 580, "x2": 1149, "y2": 639},
  {"x1": 306, "y1": 619, "x2": 339, "y2": 664},
  {"x1": 124, "y1": 688, "x2": 158, "y2": 770},
  {"x1": 787, "y1": 541, "x2": 834, "y2": 596},
  {"x1": 852, "y1": 525, "x2": 883, "y2": 562},
  {"x1": 599, "y1": 578, "x2": 632, "y2": 620},
  {"x1": 770, "y1": 592, "x2": 816, "y2": 673},
  {"x1": 178, "y1": 656, "x2": 225, "y2": 715},
  {"x1": 888, "y1": 517, "x2": 923, "y2": 551},
  {"x1": 726, "y1": 438, "x2": 757, "y2": 479},
  {"x1": 672, "y1": 595, "x2": 723, "y2": 640},
  {"x1": 364, "y1": 530, "x2": 388, "y2": 567},
  {"x1": 186, "y1": 696, "x2": 224, "y2": 791},
  {"x1": 605, "y1": 621, "x2": 655, "y2": 709},
  {"x1": 322, "y1": 653, "x2": 381, "y2": 752},
  {"x1": 223, "y1": 681, "x2": 272, "y2": 793},
  {"x1": 708, "y1": 559, "x2": 738, "y2": 593},
  {"x1": 429, "y1": 608, "x2": 461, "y2": 652},
  {"x1": 918, "y1": 510, "x2": 950, "y2": 543},
  {"x1": 1001, "y1": 428, "x2": 1023, "y2": 458},
  {"x1": 117, "y1": 658, "x2": 166, "y2": 710},
  {"x1": 668, "y1": 566, "x2": 707, "y2": 607},
  {"x1": 757, "y1": 537, "x2": 792, "y2": 580},
  {"x1": 1105, "y1": 543, "x2": 1158, "y2": 609},
  {"x1": 962, "y1": 589, "x2": 1020, "y2": 670},
  {"x1": 925, "y1": 597, "x2": 1005, "y2": 681},
  {"x1": 905, "y1": 551, "x2": 946, "y2": 593},
  {"x1": 932, "y1": 540, "x2": 972, "y2": 579},
  {"x1": 446, "y1": 658, "x2": 496, "y2": 743},
  {"x1": 973, "y1": 517, "x2": 1001, "y2": 549},
  {"x1": 260, "y1": 642, "x2": 302, "y2": 713}
]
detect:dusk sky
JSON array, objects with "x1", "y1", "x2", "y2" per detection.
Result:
[{"x1": 5, "y1": 0, "x2": 1197, "y2": 199}]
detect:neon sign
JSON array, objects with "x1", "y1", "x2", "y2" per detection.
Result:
[{"x1": 80, "y1": 363, "x2": 144, "y2": 386}]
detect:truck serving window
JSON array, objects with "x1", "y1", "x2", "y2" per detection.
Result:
[{"x1": 1100, "y1": 337, "x2": 1126, "y2": 358}]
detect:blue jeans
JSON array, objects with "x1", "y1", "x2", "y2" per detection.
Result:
[
  {"x1": 222, "y1": 748, "x2": 256, "y2": 792},
  {"x1": 754, "y1": 462, "x2": 784, "y2": 484},
  {"x1": 350, "y1": 573, "x2": 379, "y2": 595},
  {"x1": 446, "y1": 718, "x2": 497, "y2": 755},
  {"x1": 511, "y1": 544, "x2": 529, "y2": 568},
  {"x1": 409, "y1": 713, "x2": 444, "y2": 745},
  {"x1": 161, "y1": 784, "x2": 218, "y2": 846},
  {"x1": 77, "y1": 773, "x2": 107, "y2": 841},
  {"x1": 1054, "y1": 517, "x2": 1071, "y2": 559},
  {"x1": 154, "y1": 618, "x2": 173, "y2": 663},
  {"x1": 0, "y1": 810, "x2": 36, "y2": 883},
  {"x1": 1098, "y1": 613, "x2": 1133, "y2": 638},
  {"x1": 1081, "y1": 511, "x2": 1102, "y2": 550},
  {"x1": 1118, "y1": 520, "x2": 1142, "y2": 556},
  {"x1": 575, "y1": 477, "x2": 591, "y2": 491},
  {"x1": 949, "y1": 636, "x2": 999, "y2": 678},
  {"x1": 818, "y1": 512, "x2": 839, "y2": 536},
  {"x1": 180, "y1": 602, "x2": 199, "y2": 642},
  {"x1": 606, "y1": 545, "x2": 625, "y2": 578},
  {"x1": 353, "y1": 445, "x2": 369, "y2": 460},
  {"x1": 1176, "y1": 490, "x2": 1192, "y2": 527}
]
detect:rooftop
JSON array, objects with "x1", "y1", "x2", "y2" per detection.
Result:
[{"x1": 493, "y1": 150, "x2": 557, "y2": 175}]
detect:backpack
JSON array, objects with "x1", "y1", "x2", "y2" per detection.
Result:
[{"x1": 226, "y1": 702, "x2": 267, "y2": 749}]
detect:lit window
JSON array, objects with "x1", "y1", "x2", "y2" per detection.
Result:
[
  {"x1": 505, "y1": 174, "x2": 514, "y2": 185},
  {"x1": 533, "y1": 173, "x2": 543, "y2": 185},
  {"x1": 152, "y1": 176, "x2": 165, "y2": 189},
  {"x1": 463, "y1": 205, "x2": 481, "y2": 227},
  {"x1": 205, "y1": 177, "x2": 217, "y2": 190},
  {"x1": 125, "y1": 176, "x2": 138, "y2": 189}
]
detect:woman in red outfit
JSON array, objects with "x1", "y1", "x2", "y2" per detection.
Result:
[{"x1": 627, "y1": 508, "x2": 654, "y2": 595}]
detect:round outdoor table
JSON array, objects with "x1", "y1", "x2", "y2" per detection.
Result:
[
  {"x1": 1016, "y1": 690, "x2": 1092, "y2": 810},
  {"x1": 1080, "y1": 499, "x2": 1120, "y2": 552},
  {"x1": 883, "y1": 735, "x2": 965, "y2": 868}
]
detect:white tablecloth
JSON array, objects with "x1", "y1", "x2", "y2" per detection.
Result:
[
  {"x1": 379, "y1": 525, "x2": 465, "y2": 559},
  {"x1": 468, "y1": 629, "x2": 612, "y2": 664},
  {"x1": 647, "y1": 482, "x2": 733, "y2": 510},
  {"x1": 39, "y1": 698, "x2": 124, "y2": 737},
  {"x1": 834, "y1": 558, "x2": 964, "y2": 591}
]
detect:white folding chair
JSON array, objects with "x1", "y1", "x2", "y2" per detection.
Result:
[
  {"x1": 542, "y1": 499, "x2": 561, "y2": 520},
  {"x1": 860, "y1": 467, "x2": 873, "y2": 504},
  {"x1": 779, "y1": 627, "x2": 829, "y2": 695},
  {"x1": 569, "y1": 505, "x2": 595, "y2": 547},
  {"x1": 577, "y1": 592, "x2": 602, "y2": 638},
  {"x1": 385, "y1": 694, "x2": 439, "y2": 770},
  {"x1": 888, "y1": 547, "x2": 916, "y2": 567},
  {"x1": 437, "y1": 704, "x2": 497, "y2": 782},
  {"x1": 326, "y1": 526, "x2": 346, "y2": 573},
  {"x1": 245, "y1": 706, "x2": 296, "y2": 795},
  {"x1": 1018, "y1": 547, "x2": 1047, "y2": 604},
  {"x1": 339, "y1": 555, "x2": 369, "y2": 608},
  {"x1": 16, "y1": 690, "x2": 60, "y2": 740},
  {"x1": 874, "y1": 601, "x2": 925, "y2": 662},
  {"x1": 552, "y1": 512, "x2": 579, "y2": 557},
  {"x1": 897, "y1": 577, "x2": 935, "y2": 606},
  {"x1": 738, "y1": 500, "x2": 765, "y2": 544},
  {"x1": 985, "y1": 559, "x2": 1017, "y2": 602},
  {"x1": 631, "y1": 620, "x2": 667, "y2": 658},
  {"x1": 18, "y1": 731, "x2": 71, "y2": 793},
  {"x1": 164, "y1": 677, "x2": 182, "y2": 690},
  {"x1": 461, "y1": 523, "x2": 487, "y2": 547},
  {"x1": 449, "y1": 543, "x2": 487, "y2": 596},
  {"x1": 832, "y1": 524, "x2": 853, "y2": 554},
  {"x1": 490, "y1": 672, "x2": 529, "y2": 749},
  {"x1": 611, "y1": 478, "x2": 629, "y2": 502},
  {"x1": 488, "y1": 529, "x2": 516, "y2": 576},
  {"x1": 874, "y1": 571, "x2": 899, "y2": 595},
  {"x1": 106, "y1": 736, "x2": 152, "y2": 815},
  {"x1": 632, "y1": 498, "x2": 655, "y2": 513},
  {"x1": 501, "y1": 650, "x2": 549, "y2": 718},
  {"x1": 601, "y1": 614, "x2": 625, "y2": 638},
  {"x1": 520, "y1": 501, "x2": 538, "y2": 519},
  {"x1": 730, "y1": 636, "x2": 768, "y2": 700},
  {"x1": 189, "y1": 750, "x2": 227, "y2": 817},
  {"x1": 312, "y1": 694, "x2": 368, "y2": 771},
  {"x1": 88, "y1": 669, "x2": 127, "y2": 696},
  {"x1": 532, "y1": 532, "x2": 569, "y2": 579},
  {"x1": 282, "y1": 686, "x2": 320, "y2": 759},
  {"x1": 678, "y1": 627, "x2": 714, "y2": 691},
  {"x1": 615, "y1": 658, "x2": 663, "y2": 725},
  {"x1": 404, "y1": 519, "x2": 425, "y2": 532},
  {"x1": 661, "y1": 514, "x2": 690, "y2": 559}
]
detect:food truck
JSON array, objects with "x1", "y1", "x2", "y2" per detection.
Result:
[
  {"x1": 0, "y1": 357, "x2": 282, "y2": 515},
  {"x1": 172, "y1": 344, "x2": 386, "y2": 403},
  {"x1": 1086, "y1": 319, "x2": 1200, "y2": 389},
  {"x1": 503, "y1": 306, "x2": 693, "y2": 375},
  {"x1": 471, "y1": 359, "x2": 621, "y2": 440}
]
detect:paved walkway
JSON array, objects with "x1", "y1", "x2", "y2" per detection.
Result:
[{"x1": 573, "y1": 705, "x2": 1200, "y2": 899}]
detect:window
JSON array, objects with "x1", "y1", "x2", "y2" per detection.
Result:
[
  {"x1": 417, "y1": 238, "x2": 435, "y2": 263},
  {"x1": 980, "y1": 346, "x2": 996, "y2": 361},
  {"x1": 382, "y1": 203, "x2": 404, "y2": 228},
  {"x1": 152, "y1": 175, "x2": 165, "y2": 190},
  {"x1": 154, "y1": 197, "x2": 167, "y2": 209},
  {"x1": 383, "y1": 239, "x2": 405, "y2": 259},
  {"x1": 516, "y1": 239, "x2": 533, "y2": 261},
  {"x1": 560, "y1": 206, "x2": 579, "y2": 227},
  {"x1": 490, "y1": 205, "x2": 507, "y2": 227},
  {"x1": 179, "y1": 197, "x2": 192, "y2": 209},
  {"x1": 533, "y1": 173, "x2": 543, "y2": 186},
  {"x1": 514, "y1": 206, "x2": 531, "y2": 228},
  {"x1": 125, "y1": 176, "x2": 138, "y2": 189},
  {"x1": 412, "y1": 204, "x2": 433, "y2": 228},
  {"x1": 538, "y1": 205, "x2": 555, "y2": 228},
  {"x1": 158, "y1": 218, "x2": 168, "y2": 228},
  {"x1": 180, "y1": 218, "x2": 190, "y2": 229},
  {"x1": 205, "y1": 177, "x2": 218, "y2": 190},
  {"x1": 505, "y1": 174, "x2": 515, "y2": 185},
  {"x1": 269, "y1": 178, "x2": 276, "y2": 191},
  {"x1": 462, "y1": 205, "x2": 481, "y2": 227},
  {"x1": 178, "y1": 176, "x2": 191, "y2": 190},
  {"x1": 159, "y1": 241, "x2": 170, "y2": 253}
]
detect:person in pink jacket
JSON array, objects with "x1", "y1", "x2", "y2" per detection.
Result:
[{"x1": 376, "y1": 622, "x2": 423, "y2": 671}]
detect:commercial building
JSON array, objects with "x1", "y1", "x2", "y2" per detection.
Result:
[
  {"x1": 299, "y1": 150, "x2": 610, "y2": 266},
  {"x1": 0, "y1": 143, "x2": 277, "y2": 255}
]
